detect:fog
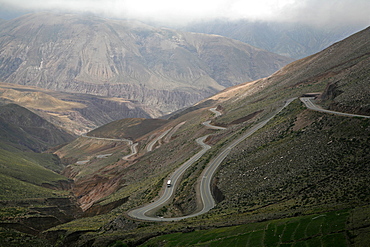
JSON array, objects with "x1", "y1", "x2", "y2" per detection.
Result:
[{"x1": 0, "y1": 0, "x2": 369, "y2": 27}]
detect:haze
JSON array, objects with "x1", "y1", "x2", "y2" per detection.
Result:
[{"x1": 0, "y1": 0, "x2": 369, "y2": 27}]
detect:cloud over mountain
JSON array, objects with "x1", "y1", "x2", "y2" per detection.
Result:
[{"x1": 1, "y1": 0, "x2": 369, "y2": 27}]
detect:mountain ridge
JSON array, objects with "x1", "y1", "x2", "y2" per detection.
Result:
[
  {"x1": 0, "y1": 12, "x2": 293, "y2": 113},
  {"x1": 0, "y1": 103, "x2": 75, "y2": 152}
]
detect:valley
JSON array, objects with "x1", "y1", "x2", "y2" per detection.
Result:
[{"x1": 0, "y1": 12, "x2": 369, "y2": 247}]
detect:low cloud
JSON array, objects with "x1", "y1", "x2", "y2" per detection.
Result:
[{"x1": 0, "y1": 0, "x2": 369, "y2": 27}]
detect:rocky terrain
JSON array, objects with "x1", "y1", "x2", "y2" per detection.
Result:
[{"x1": 0, "y1": 13, "x2": 293, "y2": 114}]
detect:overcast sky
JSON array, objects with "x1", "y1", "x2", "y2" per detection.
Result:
[{"x1": 0, "y1": 0, "x2": 369, "y2": 27}]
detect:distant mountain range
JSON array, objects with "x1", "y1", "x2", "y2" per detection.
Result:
[
  {"x1": 0, "y1": 13, "x2": 293, "y2": 114},
  {"x1": 181, "y1": 19, "x2": 365, "y2": 59}
]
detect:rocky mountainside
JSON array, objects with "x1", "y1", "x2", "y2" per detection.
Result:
[
  {"x1": 34, "y1": 26, "x2": 370, "y2": 246},
  {"x1": 182, "y1": 19, "x2": 363, "y2": 59},
  {"x1": 0, "y1": 13, "x2": 293, "y2": 114}
]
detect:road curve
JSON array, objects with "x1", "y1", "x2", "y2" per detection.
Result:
[
  {"x1": 81, "y1": 134, "x2": 138, "y2": 161},
  {"x1": 146, "y1": 128, "x2": 173, "y2": 152},
  {"x1": 202, "y1": 107, "x2": 226, "y2": 130},
  {"x1": 300, "y1": 97, "x2": 370, "y2": 118},
  {"x1": 164, "y1": 122, "x2": 186, "y2": 143},
  {"x1": 127, "y1": 101, "x2": 295, "y2": 221},
  {"x1": 128, "y1": 108, "x2": 224, "y2": 221},
  {"x1": 127, "y1": 135, "x2": 211, "y2": 221},
  {"x1": 196, "y1": 97, "x2": 297, "y2": 214},
  {"x1": 209, "y1": 107, "x2": 222, "y2": 117},
  {"x1": 122, "y1": 142, "x2": 138, "y2": 160}
]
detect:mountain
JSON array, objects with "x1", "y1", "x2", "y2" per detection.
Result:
[
  {"x1": 88, "y1": 118, "x2": 169, "y2": 140},
  {"x1": 182, "y1": 19, "x2": 364, "y2": 59},
  {"x1": 27, "y1": 27, "x2": 369, "y2": 246},
  {"x1": 0, "y1": 12, "x2": 293, "y2": 114},
  {"x1": 0, "y1": 82, "x2": 161, "y2": 135}
]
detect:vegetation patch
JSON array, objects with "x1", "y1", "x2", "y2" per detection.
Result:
[{"x1": 139, "y1": 209, "x2": 350, "y2": 246}]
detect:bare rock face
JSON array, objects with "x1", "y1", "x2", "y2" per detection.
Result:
[{"x1": 0, "y1": 13, "x2": 293, "y2": 114}]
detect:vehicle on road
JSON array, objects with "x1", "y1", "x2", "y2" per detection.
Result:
[{"x1": 167, "y1": 180, "x2": 171, "y2": 187}]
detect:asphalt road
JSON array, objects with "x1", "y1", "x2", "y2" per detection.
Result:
[
  {"x1": 202, "y1": 120, "x2": 226, "y2": 130},
  {"x1": 127, "y1": 102, "x2": 297, "y2": 221},
  {"x1": 202, "y1": 107, "x2": 226, "y2": 130},
  {"x1": 195, "y1": 97, "x2": 297, "y2": 215},
  {"x1": 128, "y1": 108, "x2": 225, "y2": 221},
  {"x1": 90, "y1": 97, "x2": 368, "y2": 222},
  {"x1": 81, "y1": 134, "x2": 138, "y2": 161},
  {"x1": 127, "y1": 135, "x2": 211, "y2": 221},
  {"x1": 209, "y1": 107, "x2": 222, "y2": 117},
  {"x1": 122, "y1": 142, "x2": 138, "y2": 160},
  {"x1": 146, "y1": 128, "x2": 173, "y2": 152},
  {"x1": 300, "y1": 97, "x2": 370, "y2": 118}
]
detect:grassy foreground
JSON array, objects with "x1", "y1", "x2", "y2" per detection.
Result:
[{"x1": 138, "y1": 206, "x2": 368, "y2": 247}]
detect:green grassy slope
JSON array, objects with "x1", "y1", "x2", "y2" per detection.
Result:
[
  {"x1": 141, "y1": 205, "x2": 370, "y2": 247},
  {"x1": 0, "y1": 103, "x2": 74, "y2": 199},
  {"x1": 0, "y1": 148, "x2": 70, "y2": 200}
]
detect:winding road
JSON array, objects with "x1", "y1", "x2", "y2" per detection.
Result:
[
  {"x1": 80, "y1": 134, "x2": 138, "y2": 161},
  {"x1": 84, "y1": 96, "x2": 369, "y2": 222},
  {"x1": 128, "y1": 135, "x2": 212, "y2": 221},
  {"x1": 128, "y1": 99, "x2": 296, "y2": 221},
  {"x1": 122, "y1": 142, "x2": 138, "y2": 160}
]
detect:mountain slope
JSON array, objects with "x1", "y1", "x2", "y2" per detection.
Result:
[
  {"x1": 0, "y1": 103, "x2": 75, "y2": 152},
  {"x1": 88, "y1": 118, "x2": 169, "y2": 140},
  {"x1": 206, "y1": 26, "x2": 370, "y2": 123},
  {"x1": 0, "y1": 12, "x2": 293, "y2": 113},
  {"x1": 0, "y1": 103, "x2": 83, "y2": 241},
  {"x1": 0, "y1": 82, "x2": 160, "y2": 135},
  {"x1": 39, "y1": 26, "x2": 370, "y2": 246}
]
